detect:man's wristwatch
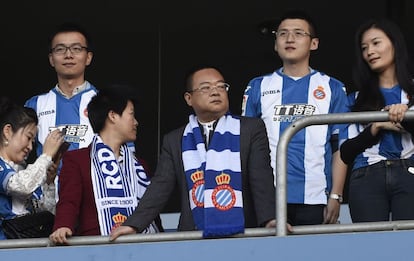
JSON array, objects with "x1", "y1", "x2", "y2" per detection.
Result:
[{"x1": 329, "y1": 193, "x2": 343, "y2": 203}]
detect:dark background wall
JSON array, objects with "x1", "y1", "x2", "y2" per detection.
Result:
[{"x1": 2, "y1": 0, "x2": 414, "y2": 210}]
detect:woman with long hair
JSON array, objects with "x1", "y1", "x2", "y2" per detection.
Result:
[{"x1": 340, "y1": 18, "x2": 414, "y2": 222}]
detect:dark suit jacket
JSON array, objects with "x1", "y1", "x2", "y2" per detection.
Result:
[{"x1": 124, "y1": 116, "x2": 276, "y2": 232}]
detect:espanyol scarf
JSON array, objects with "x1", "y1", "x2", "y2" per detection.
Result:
[
  {"x1": 90, "y1": 135, "x2": 158, "y2": 235},
  {"x1": 182, "y1": 113, "x2": 244, "y2": 238}
]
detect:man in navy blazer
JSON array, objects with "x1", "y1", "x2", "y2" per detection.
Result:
[{"x1": 110, "y1": 65, "x2": 277, "y2": 240}]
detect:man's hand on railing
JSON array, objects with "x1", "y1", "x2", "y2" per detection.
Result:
[
  {"x1": 109, "y1": 225, "x2": 136, "y2": 241},
  {"x1": 323, "y1": 199, "x2": 340, "y2": 224},
  {"x1": 265, "y1": 219, "x2": 293, "y2": 233}
]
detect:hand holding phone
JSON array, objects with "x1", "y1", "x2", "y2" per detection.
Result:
[{"x1": 52, "y1": 141, "x2": 70, "y2": 164}]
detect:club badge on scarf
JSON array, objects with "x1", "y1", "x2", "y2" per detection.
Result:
[{"x1": 182, "y1": 113, "x2": 245, "y2": 238}]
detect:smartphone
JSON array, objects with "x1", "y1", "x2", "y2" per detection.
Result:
[{"x1": 52, "y1": 141, "x2": 70, "y2": 164}]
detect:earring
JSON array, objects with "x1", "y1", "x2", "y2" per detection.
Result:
[{"x1": 4, "y1": 140, "x2": 8, "y2": 146}]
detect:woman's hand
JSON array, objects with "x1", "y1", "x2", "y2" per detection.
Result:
[
  {"x1": 42, "y1": 129, "x2": 64, "y2": 158},
  {"x1": 46, "y1": 163, "x2": 58, "y2": 185},
  {"x1": 385, "y1": 103, "x2": 408, "y2": 123},
  {"x1": 372, "y1": 121, "x2": 403, "y2": 133},
  {"x1": 370, "y1": 104, "x2": 409, "y2": 135},
  {"x1": 49, "y1": 227, "x2": 73, "y2": 245}
]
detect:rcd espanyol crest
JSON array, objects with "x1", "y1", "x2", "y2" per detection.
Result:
[
  {"x1": 212, "y1": 173, "x2": 236, "y2": 211},
  {"x1": 191, "y1": 170, "x2": 205, "y2": 207}
]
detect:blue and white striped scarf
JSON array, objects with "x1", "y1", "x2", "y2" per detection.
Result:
[
  {"x1": 90, "y1": 135, "x2": 158, "y2": 235},
  {"x1": 182, "y1": 113, "x2": 244, "y2": 238}
]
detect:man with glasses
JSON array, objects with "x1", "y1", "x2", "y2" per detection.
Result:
[
  {"x1": 25, "y1": 23, "x2": 98, "y2": 202},
  {"x1": 242, "y1": 10, "x2": 348, "y2": 226},
  {"x1": 110, "y1": 65, "x2": 280, "y2": 240}
]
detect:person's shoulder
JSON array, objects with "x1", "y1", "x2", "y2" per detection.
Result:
[
  {"x1": 239, "y1": 116, "x2": 267, "y2": 138},
  {"x1": 239, "y1": 115, "x2": 265, "y2": 126},
  {"x1": 65, "y1": 146, "x2": 90, "y2": 158},
  {"x1": 163, "y1": 125, "x2": 186, "y2": 139},
  {"x1": 249, "y1": 73, "x2": 271, "y2": 82},
  {"x1": 347, "y1": 90, "x2": 358, "y2": 96},
  {"x1": 25, "y1": 89, "x2": 55, "y2": 106},
  {"x1": 314, "y1": 71, "x2": 344, "y2": 86},
  {"x1": 85, "y1": 81, "x2": 99, "y2": 92},
  {"x1": 248, "y1": 71, "x2": 277, "y2": 84},
  {"x1": 0, "y1": 158, "x2": 10, "y2": 170},
  {"x1": 159, "y1": 126, "x2": 186, "y2": 148},
  {"x1": 24, "y1": 95, "x2": 38, "y2": 108},
  {"x1": 347, "y1": 91, "x2": 359, "y2": 100},
  {"x1": 61, "y1": 147, "x2": 91, "y2": 168},
  {"x1": 244, "y1": 71, "x2": 279, "y2": 96}
]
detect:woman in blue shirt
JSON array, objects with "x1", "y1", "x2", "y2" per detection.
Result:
[
  {"x1": 0, "y1": 97, "x2": 63, "y2": 239},
  {"x1": 340, "y1": 18, "x2": 414, "y2": 222}
]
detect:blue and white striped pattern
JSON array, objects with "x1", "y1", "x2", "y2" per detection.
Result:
[
  {"x1": 182, "y1": 114, "x2": 244, "y2": 237},
  {"x1": 24, "y1": 81, "x2": 98, "y2": 156},
  {"x1": 90, "y1": 135, "x2": 157, "y2": 235},
  {"x1": 345, "y1": 86, "x2": 414, "y2": 170},
  {"x1": 242, "y1": 69, "x2": 348, "y2": 204}
]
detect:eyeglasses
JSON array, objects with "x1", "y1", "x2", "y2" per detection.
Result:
[
  {"x1": 272, "y1": 29, "x2": 312, "y2": 39},
  {"x1": 50, "y1": 44, "x2": 88, "y2": 55},
  {"x1": 189, "y1": 82, "x2": 230, "y2": 94}
]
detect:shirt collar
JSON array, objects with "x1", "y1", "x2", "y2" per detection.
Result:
[{"x1": 55, "y1": 81, "x2": 89, "y2": 98}]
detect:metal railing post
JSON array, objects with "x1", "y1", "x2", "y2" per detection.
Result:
[{"x1": 275, "y1": 111, "x2": 414, "y2": 236}]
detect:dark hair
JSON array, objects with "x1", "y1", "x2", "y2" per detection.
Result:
[
  {"x1": 0, "y1": 97, "x2": 38, "y2": 144},
  {"x1": 185, "y1": 64, "x2": 225, "y2": 93},
  {"x1": 352, "y1": 18, "x2": 414, "y2": 112},
  {"x1": 48, "y1": 22, "x2": 92, "y2": 52},
  {"x1": 87, "y1": 88, "x2": 135, "y2": 133},
  {"x1": 275, "y1": 9, "x2": 318, "y2": 38}
]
